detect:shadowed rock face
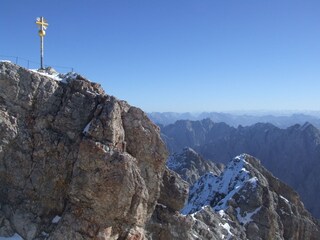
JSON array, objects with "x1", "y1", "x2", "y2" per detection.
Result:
[
  {"x1": 166, "y1": 147, "x2": 223, "y2": 185},
  {"x1": 0, "y1": 62, "x2": 168, "y2": 240}
]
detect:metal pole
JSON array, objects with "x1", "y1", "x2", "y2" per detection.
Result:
[
  {"x1": 40, "y1": 35, "x2": 44, "y2": 69},
  {"x1": 36, "y1": 16, "x2": 48, "y2": 70}
]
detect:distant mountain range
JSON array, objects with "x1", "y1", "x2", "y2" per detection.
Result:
[
  {"x1": 148, "y1": 111, "x2": 320, "y2": 128},
  {"x1": 161, "y1": 119, "x2": 320, "y2": 219}
]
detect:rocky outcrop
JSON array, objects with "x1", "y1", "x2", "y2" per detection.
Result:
[
  {"x1": 0, "y1": 62, "x2": 168, "y2": 239},
  {"x1": 147, "y1": 153, "x2": 320, "y2": 239},
  {"x1": 182, "y1": 154, "x2": 320, "y2": 240},
  {"x1": 162, "y1": 119, "x2": 320, "y2": 219},
  {"x1": 167, "y1": 147, "x2": 223, "y2": 185}
]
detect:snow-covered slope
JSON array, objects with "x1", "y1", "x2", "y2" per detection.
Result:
[
  {"x1": 179, "y1": 154, "x2": 320, "y2": 239},
  {"x1": 182, "y1": 154, "x2": 257, "y2": 215}
]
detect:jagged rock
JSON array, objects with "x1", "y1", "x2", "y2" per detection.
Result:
[
  {"x1": 162, "y1": 119, "x2": 320, "y2": 219},
  {"x1": 0, "y1": 62, "x2": 168, "y2": 240},
  {"x1": 158, "y1": 168, "x2": 189, "y2": 212},
  {"x1": 167, "y1": 147, "x2": 223, "y2": 185},
  {"x1": 182, "y1": 154, "x2": 320, "y2": 240}
]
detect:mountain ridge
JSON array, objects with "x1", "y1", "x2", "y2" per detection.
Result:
[
  {"x1": 180, "y1": 154, "x2": 320, "y2": 239},
  {"x1": 149, "y1": 111, "x2": 320, "y2": 129},
  {"x1": 161, "y1": 118, "x2": 320, "y2": 219}
]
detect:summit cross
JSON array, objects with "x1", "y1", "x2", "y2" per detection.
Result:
[{"x1": 36, "y1": 17, "x2": 49, "y2": 70}]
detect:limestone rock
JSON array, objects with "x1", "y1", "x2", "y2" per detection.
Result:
[
  {"x1": 158, "y1": 168, "x2": 189, "y2": 212},
  {"x1": 0, "y1": 62, "x2": 168, "y2": 240}
]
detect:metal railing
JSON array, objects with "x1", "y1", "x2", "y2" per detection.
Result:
[{"x1": 0, "y1": 55, "x2": 74, "y2": 73}]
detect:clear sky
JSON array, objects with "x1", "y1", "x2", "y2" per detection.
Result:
[{"x1": 1, "y1": 0, "x2": 320, "y2": 113}]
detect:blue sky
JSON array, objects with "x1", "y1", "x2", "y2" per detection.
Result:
[{"x1": 1, "y1": 0, "x2": 320, "y2": 112}]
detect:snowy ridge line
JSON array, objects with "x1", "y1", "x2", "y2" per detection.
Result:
[
  {"x1": 182, "y1": 154, "x2": 259, "y2": 215},
  {"x1": 30, "y1": 69, "x2": 79, "y2": 83}
]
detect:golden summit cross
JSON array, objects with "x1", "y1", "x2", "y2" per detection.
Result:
[{"x1": 36, "y1": 17, "x2": 49, "y2": 69}]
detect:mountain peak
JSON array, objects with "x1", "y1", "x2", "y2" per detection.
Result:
[
  {"x1": 167, "y1": 147, "x2": 222, "y2": 185},
  {"x1": 0, "y1": 62, "x2": 168, "y2": 239},
  {"x1": 181, "y1": 154, "x2": 320, "y2": 239},
  {"x1": 182, "y1": 153, "x2": 258, "y2": 214}
]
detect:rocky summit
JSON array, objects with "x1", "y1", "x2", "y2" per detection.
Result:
[
  {"x1": 1, "y1": 62, "x2": 320, "y2": 240},
  {"x1": 0, "y1": 62, "x2": 168, "y2": 239}
]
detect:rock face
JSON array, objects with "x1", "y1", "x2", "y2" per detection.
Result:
[
  {"x1": 182, "y1": 154, "x2": 320, "y2": 240},
  {"x1": 167, "y1": 147, "x2": 223, "y2": 185},
  {"x1": 162, "y1": 119, "x2": 320, "y2": 219},
  {"x1": 0, "y1": 62, "x2": 168, "y2": 239}
]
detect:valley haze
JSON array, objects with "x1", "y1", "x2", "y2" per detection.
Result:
[{"x1": 148, "y1": 111, "x2": 320, "y2": 129}]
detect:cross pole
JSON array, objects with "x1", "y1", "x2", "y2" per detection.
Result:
[{"x1": 36, "y1": 17, "x2": 49, "y2": 70}]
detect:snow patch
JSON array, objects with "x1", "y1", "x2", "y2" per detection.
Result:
[
  {"x1": 248, "y1": 177, "x2": 258, "y2": 188},
  {"x1": 30, "y1": 69, "x2": 62, "y2": 81},
  {"x1": 63, "y1": 72, "x2": 78, "y2": 81},
  {"x1": 30, "y1": 68, "x2": 81, "y2": 84},
  {"x1": 219, "y1": 222, "x2": 233, "y2": 239},
  {"x1": 218, "y1": 209, "x2": 226, "y2": 218},
  {"x1": 0, "y1": 233, "x2": 23, "y2": 240},
  {"x1": 85, "y1": 90, "x2": 98, "y2": 97},
  {"x1": 280, "y1": 195, "x2": 290, "y2": 204},
  {"x1": 52, "y1": 215, "x2": 61, "y2": 223},
  {"x1": 0, "y1": 60, "x2": 12, "y2": 63},
  {"x1": 280, "y1": 208, "x2": 290, "y2": 215},
  {"x1": 181, "y1": 173, "x2": 218, "y2": 214},
  {"x1": 236, "y1": 206, "x2": 261, "y2": 225},
  {"x1": 83, "y1": 121, "x2": 92, "y2": 134}
]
